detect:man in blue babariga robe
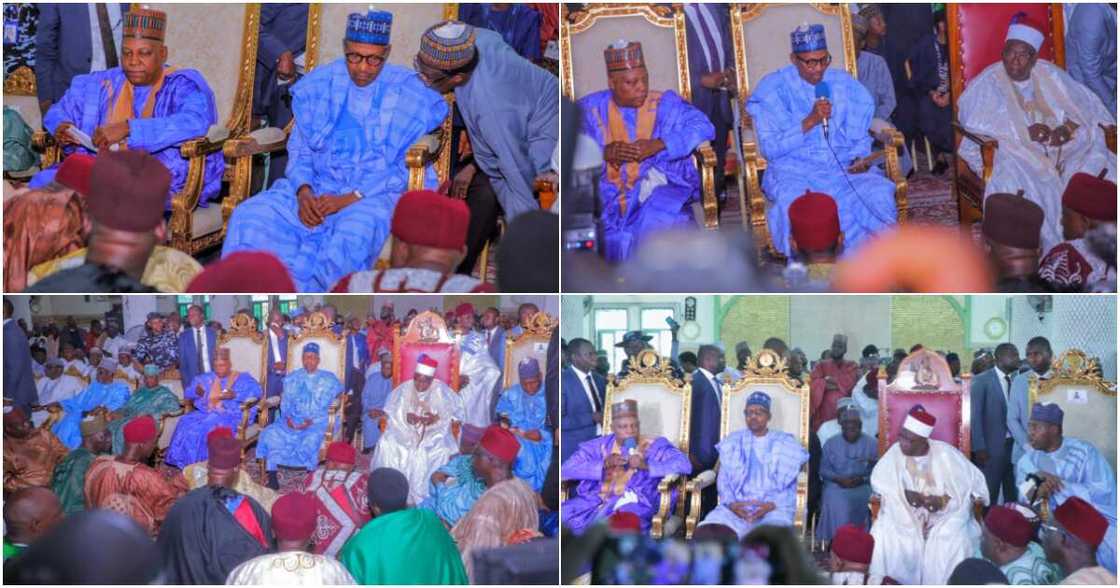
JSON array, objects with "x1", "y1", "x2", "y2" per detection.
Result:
[
  {"x1": 696, "y1": 391, "x2": 810, "y2": 540},
  {"x1": 816, "y1": 405, "x2": 877, "y2": 543},
  {"x1": 458, "y1": 3, "x2": 541, "y2": 62},
  {"x1": 1017, "y1": 402, "x2": 1117, "y2": 573},
  {"x1": 746, "y1": 24, "x2": 897, "y2": 259},
  {"x1": 414, "y1": 21, "x2": 558, "y2": 222},
  {"x1": 256, "y1": 343, "x2": 343, "y2": 480},
  {"x1": 578, "y1": 40, "x2": 716, "y2": 262},
  {"x1": 360, "y1": 348, "x2": 393, "y2": 452},
  {"x1": 420, "y1": 424, "x2": 520, "y2": 527},
  {"x1": 52, "y1": 359, "x2": 131, "y2": 450},
  {"x1": 223, "y1": 9, "x2": 449, "y2": 292},
  {"x1": 164, "y1": 347, "x2": 262, "y2": 469},
  {"x1": 496, "y1": 357, "x2": 553, "y2": 492},
  {"x1": 561, "y1": 399, "x2": 692, "y2": 534},
  {"x1": 30, "y1": 7, "x2": 223, "y2": 207}
]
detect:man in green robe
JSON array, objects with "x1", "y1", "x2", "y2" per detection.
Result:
[
  {"x1": 51, "y1": 414, "x2": 113, "y2": 514},
  {"x1": 105, "y1": 364, "x2": 182, "y2": 454},
  {"x1": 339, "y1": 467, "x2": 468, "y2": 585}
]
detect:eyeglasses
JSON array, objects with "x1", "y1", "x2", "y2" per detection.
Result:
[
  {"x1": 345, "y1": 52, "x2": 386, "y2": 66},
  {"x1": 796, "y1": 54, "x2": 832, "y2": 68}
]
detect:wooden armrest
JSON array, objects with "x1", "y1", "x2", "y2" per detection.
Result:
[
  {"x1": 237, "y1": 397, "x2": 260, "y2": 439},
  {"x1": 179, "y1": 134, "x2": 227, "y2": 159},
  {"x1": 684, "y1": 468, "x2": 717, "y2": 539},
  {"x1": 687, "y1": 469, "x2": 717, "y2": 492},
  {"x1": 952, "y1": 121, "x2": 998, "y2": 150},
  {"x1": 32, "y1": 130, "x2": 53, "y2": 150},
  {"x1": 406, "y1": 133, "x2": 441, "y2": 169},
  {"x1": 181, "y1": 398, "x2": 195, "y2": 413},
  {"x1": 223, "y1": 127, "x2": 289, "y2": 158},
  {"x1": 1101, "y1": 123, "x2": 1116, "y2": 153},
  {"x1": 694, "y1": 142, "x2": 719, "y2": 230}
]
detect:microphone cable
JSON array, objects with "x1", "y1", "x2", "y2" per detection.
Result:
[{"x1": 820, "y1": 119, "x2": 896, "y2": 227}]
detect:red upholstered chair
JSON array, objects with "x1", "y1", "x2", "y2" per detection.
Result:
[
  {"x1": 948, "y1": 3, "x2": 1065, "y2": 226},
  {"x1": 392, "y1": 311, "x2": 461, "y2": 389}
]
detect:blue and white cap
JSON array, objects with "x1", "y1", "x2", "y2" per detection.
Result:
[
  {"x1": 791, "y1": 23, "x2": 827, "y2": 53},
  {"x1": 347, "y1": 9, "x2": 392, "y2": 45}
]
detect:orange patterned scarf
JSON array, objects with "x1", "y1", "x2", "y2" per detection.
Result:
[
  {"x1": 600, "y1": 436, "x2": 653, "y2": 499},
  {"x1": 208, "y1": 371, "x2": 239, "y2": 411},
  {"x1": 104, "y1": 66, "x2": 178, "y2": 150},
  {"x1": 595, "y1": 92, "x2": 661, "y2": 217}
]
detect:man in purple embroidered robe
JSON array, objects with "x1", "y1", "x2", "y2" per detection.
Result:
[
  {"x1": 561, "y1": 399, "x2": 691, "y2": 534},
  {"x1": 578, "y1": 40, "x2": 715, "y2": 262}
]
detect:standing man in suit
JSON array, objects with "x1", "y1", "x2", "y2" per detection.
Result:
[
  {"x1": 35, "y1": 3, "x2": 128, "y2": 112},
  {"x1": 970, "y1": 343, "x2": 1021, "y2": 506},
  {"x1": 4, "y1": 298, "x2": 39, "y2": 413},
  {"x1": 177, "y1": 304, "x2": 217, "y2": 392},
  {"x1": 689, "y1": 344, "x2": 725, "y2": 520},
  {"x1": 482, "y1": 307, "x2": 507, "y2": 419},
  {"x1": 1007, "y1": 337, "x2": 1054, "y2": 465},
  {"x1": 343, "y1": 317, "x2": 371, "y2": 443},
  {"x1": 683, "y1": 3, "x2": 734, "y2": 205},
  {"x1": 264, "y1": 308, "x2": 288, "y2": 421},
  {"x1": 255, "y1": 3, "x2": 309, "y2": 186},
  {"x1": 561, "y1": 338, "x2": 605, "y2": 463}
]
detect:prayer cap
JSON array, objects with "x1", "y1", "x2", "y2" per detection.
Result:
[
  {"x1": 304, "y1": 342, "x2": 320, "y2": 356},
  {"x1": 346, "y1": 9, "x2": 392, "y2": 45},
  {"x1": 614, "y1": 331, "x2": 652, "y2": 347},
  {"x1": 789, "y1": 191, "x2": 840, "y2": 251},
  {"x1": 608, "y1": 511, "x2": 642, "y2": 534},
  {"x1": 143, "y1": 364, "x2": 159, "y2": 377},
  {"x1": 1029, "y1": 401, "x2": 1063, "y2": 426},
  {"x1": 982, "y1": 193, "x2": 1044, "y2": 249},
  {"x1": 1063, "y1": 172, "x2": 1117, "y2": 222},
  {"x1": 119, "y1": 345, "x2": 134, "y2": 355},
  {"x1": 984, "y1": 505, "x2": 1032, "y2": 547},
  {"x1": 836, "y1": 397, "x2": 857, "y2": 414},
  {"x1": 947, "y1": 558, "x2": 1009, "y2": 585},
  {"x1": 368, "y1": 467, "x2": 410, "y2": 512},
  {"x1": 1054, "y1": 496, "x2": 1108, "y2": 547},
  {"x1": 455, "y1": 302, "x2": 475, "y2": 318},
  {"x1": 831, "y1": 524, "x2": 873, "y2": 564},
  {"x1": 418, "y1": 21, "x2": 477, "y2": 70},
  {"x1": 902, "y1": 404, "x2": 936, "y2": 437},
  {"x1": 272, "y1": 493, "x2": 318, "y2": 542},
  {"x1": 833, "y1": 334, "x2": 848, "y2": 345},
  {"x1": 46, "y1": 357, "x2": 65, "y2": 368},
  {"x1": 87, "y1": 150, "x2": 170, "y2": 233},
  {"x1": 215, "y1": 347, "x2": 231, "y2": 361},
  {"x1": 480, "y1": 424, "x2": 520, "y2": 463},
  {"x1": 611, "y1": 399, "x2": 639, "y2": 419},
  {"x1": 415, "y1": 354, "x2": 438, "y2": 377},
  {"x1": 326, "y1": 441, "x2": 356, "y2": 465},
  {"x1": 207, "y1": 426, "x2": 234, "y2": 444},
  {"x1": 55, "y1": 154, "x2": 96, "y2": 195},
  {"x1": 604, "y1": 40, "x2": 644, "y2": 73},
  {"x1": 377, "y1": 346, "x2": 392, "y2": 359},
  {"x1": 207, "y1": 436, "x2": 241, "y2": 469},
  {"x1": 1006, "y1": 11, "x2": 1044, "y2": 52},
  {"x1": 99, "y1": 358, "x2": 118, "y2": 372},
  {"x1": 391, "y1": 190, "x2": 470, "y2": 250},
  {"x1": 791, "y1": 23, "x2": 827, "y2": 53},
  {"x1": 850, "y1": 14, "x2": 868, "y2": 38},
  {"x1": 122, "y1": 415, "x2": 157, "y2": 444},
  {"x1": 80, "y1": 414, "x2": 108, "y2": 437},
  {"x1": 518, "y1": 357, "x2": 541, "y2": 380},
  {"x1": 123, "y1": 7, "x2": 167, "y2": 42},
  {"x1": 89, "y1": 347, "x2": 104, "y2": 355},
  {"x1": 747, "y1": 391, "x2": 772, "y2": 411},
  {"x1": 858, "y1": 5, "x2": 882, "y2": 21},
  {"x1": 186, "y1": 252, "x2": 296, "y2": 293}
]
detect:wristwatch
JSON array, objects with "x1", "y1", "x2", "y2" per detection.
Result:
[{"x1": 353, "y1": 189, "x2": 364, "y2": 200}]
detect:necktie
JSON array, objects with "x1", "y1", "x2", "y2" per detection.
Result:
[
  {"x1": 1004, "y1": 374, "x2": 1012, "y2": 398},
  {"x1": 196, "y1": 328, "x2": 204, "y2": 372},
  {"x1": 96, "y1": 3, "x2": 118, "y2": 69},
  {"x1": 586, "y1": 374, "x2": 603, "y2": 413},
  {"x1": 713, "y1": 376, "x2": 722, "y2": 405}
]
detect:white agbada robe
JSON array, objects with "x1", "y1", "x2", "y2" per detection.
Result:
[
  {"x1": 457, "y1": 331, "x2": 501, "y2": 429},
  {"x1": 869, "y1": 439, "x2": 990, "y2": 585},
  {"x1": 371, "y1": 377, "x2": 463, "y2": 504},
  {"x1": 33, "y1": 374, "x2": 85, "y2": 426},
  {"x1": 959, "y1": 60, "x2": 1116, "y2": 251}
]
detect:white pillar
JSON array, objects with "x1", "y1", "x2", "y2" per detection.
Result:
[{"x1": 122, "y1": 296, "x2": 159, "y2": 331}]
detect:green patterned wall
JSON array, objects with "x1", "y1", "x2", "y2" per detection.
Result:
[
  {"x1": 890, "y1": 296, "x2": 969, "y2": 367},
  {"x1": 719, "y1": 296, "x2": 790, "y2": 362}
]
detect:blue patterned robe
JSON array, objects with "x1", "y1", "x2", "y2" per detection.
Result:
[
  {"x1": 257, "y1": 368, "x2": 342, "y2": 471},
  {"x1": 222, "y1": 59, "x2": 448, "y2": 292},
  {"x1": 578, "y1": 90, "x2": 715, "y2": 262},
  {"x1": 561, "y1": 434, "x2": 692, "y2": 534},
  {"x1": 360, "y1": 370, "x2": 392, "y2": 450},
  {"x1": 32, "y1": 66, "x2": 223, "y2": 205},
  {"x1": 164, "y1": 371, "x2": 262, "y2": 468},
  {"x1": 746, "y1": 65, "x2": 897, "y2": 257},
  {"x1": 420, "y1": 454, "x2": 485, "y2": 527},
  {"x1": 1018, "y1": 437, "x2": 1117, "y2": 573},
  {"x1": 52, "y1": 380, "x2": 130, "y2": 449},
  {"x1": 817, "y1": 432, "x2": 877, "y2": 541},
  {"x1": 496, "y1": 384, "x2": 553, "y2": 491},
  {"x1": 698, "y1": 428, "x2": 809, "y2": 539}
]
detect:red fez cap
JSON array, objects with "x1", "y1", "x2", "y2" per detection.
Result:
[
  {"x1": 208, "y1": 436, "x2": 241, "y2": 469},
  {"x1": 207, "y1": 426, "x2": 234, "y2": 444},
  {"x1": 325, "y1": 441, "x2": 356, "y2": 465},
  {"x1": 123, "y1": 414, "x2": 158, "y2": 444},
  {"x1": 271, "y1": 492, "x2": 318, "y2": 542},
  {"x1": 608, "y1": 511, "x2": 642, "y2": 533},
  {"x1": 55, "y1": 154, "x2": 96, "y2": 195},
  {"x1": 983, "y1": 193, "x2": 1044, "y2": 249},
  {"x1": 789, "y1": 191, "x2": 841, "y2": 252},
  {"x1": 187, "y1": 252, "x2": 296, "y2": 293},
  {"x1": 87, "y1": 150, "x2": 170, "y2": 232},
  {"x1": 984, "y1": 505, "x2": 1032, "y2": 547},
  {"x1": 391, "y1": 191, "x2": 469, "y2": 250},
  {"x1": 480, "y1": 424, "x2": 520, "y2": 463},
  {"x1": 455, "y1": 302, "x2": 475, "y2": 318},
  {"x1": 1054, "y1": 496, "x2": 1108, "y2": 547},
  {"x1": 1063, "y1": 172, "x2": 1117, "y2": 223},
  {"x1": 831, "y1": 524, "x2": 874, "y2": 564}
]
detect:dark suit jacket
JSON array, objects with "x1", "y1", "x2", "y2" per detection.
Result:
[
  {"x1": 684, "y1": 3, "x2": 734, "y2": 126},
  {"x1": 546, "y1": 328, "x2": 560, "y2": 433},
  {"x1": 561, "y1": 366, "x2": 605, "y2": 462},
  {"x1": 486, "y1": 326, "x2": 507, "y2": 371},
  {"x1": 344, "y1": 333, "x2": 370, "y2": 392},
  {"x1": 177, "y1": 326, "x2": 218, "y2": 391},
  {"x1": 264, "y1": 328, "x2": 288, "y2": 396},
  {"x1": 690, "y1": 370, "x2": 721, "y2": 471},
  {"x1": 970, "y1": 367, "x2": 1012, "y2": 458},
  {"x1": 254, "y1": 3, "x2": 308, "y2": 119},
  {"x1": 35, "y1": 3, "x2": 129, "y2": 104},
  {"x1": 4, "y1": 320, "x2": 39, "y2": 411}
]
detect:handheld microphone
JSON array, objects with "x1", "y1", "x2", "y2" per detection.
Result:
[{"x1": 815, "y1": 82, "x2": 831, "y2": 140}]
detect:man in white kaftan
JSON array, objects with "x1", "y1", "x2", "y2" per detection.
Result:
[
  {"x1": 869, "y1": 405, "x2": 990, "y2": 585},
  {"x1": 959, "y1": 14, "x2": 1116, "y2": 252},
  {"x1": 34, "y1": 359, "x2": 85, "y2": 427},
  {"x1": 371, "y1": 355, "x2": 463, "y2": 504},
  {"x1": 453, "y1": 303, "x2": 501, "y2": 429}
]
